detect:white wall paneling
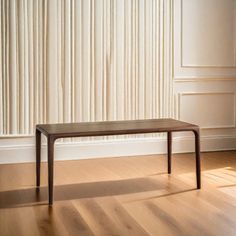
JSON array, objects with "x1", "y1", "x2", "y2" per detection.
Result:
[
  {"x1": 181, "y1": 0, "x2": 236, "y2": 68},
  {"x1": 173, "y1": 0, "x2": 236, "y2": 153},
  {"x1": 178, "y1": 92, "x2": 236, "y2": 129},
  {"x1": 174, "y1": 0, "x2": 236, "y2": 79}
]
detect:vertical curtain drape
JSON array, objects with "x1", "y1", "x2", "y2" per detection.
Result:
[{"x1": 0, "y1": 0, "x2": 173, "y2": 136}]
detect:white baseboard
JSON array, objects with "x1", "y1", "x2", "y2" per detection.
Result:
[{"x1": 0, "y1": 135, "x2": 235, "y2": 164}]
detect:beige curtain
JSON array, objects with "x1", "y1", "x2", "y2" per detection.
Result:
[{"x1": 0, "y1": 0, "x2": 173, "y2": 136}]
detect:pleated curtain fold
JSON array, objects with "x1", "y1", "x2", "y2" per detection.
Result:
[{"x1": 0, "y1": 0, "x2": 173, "y2": 136}]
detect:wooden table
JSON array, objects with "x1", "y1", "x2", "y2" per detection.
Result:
[{"x1": 36, "y1": 118, "x2": 201, "y2": 205}]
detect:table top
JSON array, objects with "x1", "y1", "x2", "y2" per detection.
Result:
[{"x1": 36, "y1": 118, "x2": 198, "y2": 138}]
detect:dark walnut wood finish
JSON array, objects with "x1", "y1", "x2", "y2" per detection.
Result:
[{"x1": 36, "y1": 118, "x2": 201, "y2": 205}]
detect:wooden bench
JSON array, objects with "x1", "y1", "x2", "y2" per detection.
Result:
[{"x1": 36, "y1": 118, "x2": 201, "y2": 205}]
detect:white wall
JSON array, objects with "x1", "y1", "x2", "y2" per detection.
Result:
[
  {"x1": 0, "y1": 0, "x2": 236, "y2": 163},
  {"x1": 173, "y1": 0, "x2": 236, "y2": 152}
]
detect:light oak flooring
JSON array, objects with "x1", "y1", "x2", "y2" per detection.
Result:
[{"x1": 1, "y1": 151, "x2": 236, "y2": 236}]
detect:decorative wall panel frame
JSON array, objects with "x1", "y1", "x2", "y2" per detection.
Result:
[
  {"x1": 178, "y1": 92, "x2": 236, "y2": 129},
  {"x1": 180, "y1": 0, "x2": 236, "y2": 68},
  {"x1": 173, "y1": 0, "x2": 236, "y2": 80}
]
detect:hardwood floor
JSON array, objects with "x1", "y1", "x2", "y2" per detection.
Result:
[{"x1": 1, "y1": 151, "x2": 236, "y2": 235}]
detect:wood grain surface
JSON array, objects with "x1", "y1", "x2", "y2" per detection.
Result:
[
  {"x1": 1, "y1": 151, "x2": 236, "y2": 235},
  {"x1": 36, "y1": 119, "x2": 198, "y2": 138}
]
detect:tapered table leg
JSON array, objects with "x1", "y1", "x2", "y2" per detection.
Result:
[
  {"x1": 193, "y1": 129, "x2": 201, "y2": 189},
  {"x1": 167, "y1": 132, "x2": 172, "y2": 174},
  {"x1": 36, "y1": 129, "x2": 41, "y2": 187},
  {"x1": 48, "y1": 136, "x2": 55, "y2": 205}
]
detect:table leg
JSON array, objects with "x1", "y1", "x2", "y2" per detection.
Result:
[
  {"x1": 36, "y1": 129, "x2": 41, "y2": 187},
  {"x1": 167, "y1": 132, "x2": 172, "y2": 174},
  {"x1": 193, "y1": 129, "x2": 201, "y2": 189},
  {"x1": 48, "y1": 136, "x2": 55, "y2": 205}
]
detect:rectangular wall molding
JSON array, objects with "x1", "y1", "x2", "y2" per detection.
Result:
[
  {"x1": 181, "y1": 0, "x2": 236, "y2": 68},
  {"x1": 174, "y1": 0, "x2": 236, "y2": 79},
  {"x1": 178, "y1": 92, "x2": 236, "y2": 129}
]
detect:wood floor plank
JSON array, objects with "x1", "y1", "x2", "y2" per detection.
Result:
[
  {"x1": 166, "y1": 192, "x2": 236, "y2": 235},
  {"x1": 0, "y1": 151, "x2": 236, "y2": 235},
  {"x1": 0, "y1": 208, "x2": 26, "y2": 236},
  {"x1": 122, "y1": 200, "x2": 178, "y2": 236},
  {"x1": 73, "y1": 198, "x2": 124, "y2": 236},
  {"x1": 55, "y1": 201, "x2": 94, "y2": 236},
  {"x1": 33, "y1": 205, "x2": 69, "y2": 236},
  {"x1": 15, "y1": 207, "x2": 41, "y2": 236},
  {"x1": 96, "y1": 197, "x2": 150, "y2": 236}
]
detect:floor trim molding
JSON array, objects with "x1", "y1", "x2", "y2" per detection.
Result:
[{"x1": 0, "y1": 134, "x2": 236, "y2": 164}]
